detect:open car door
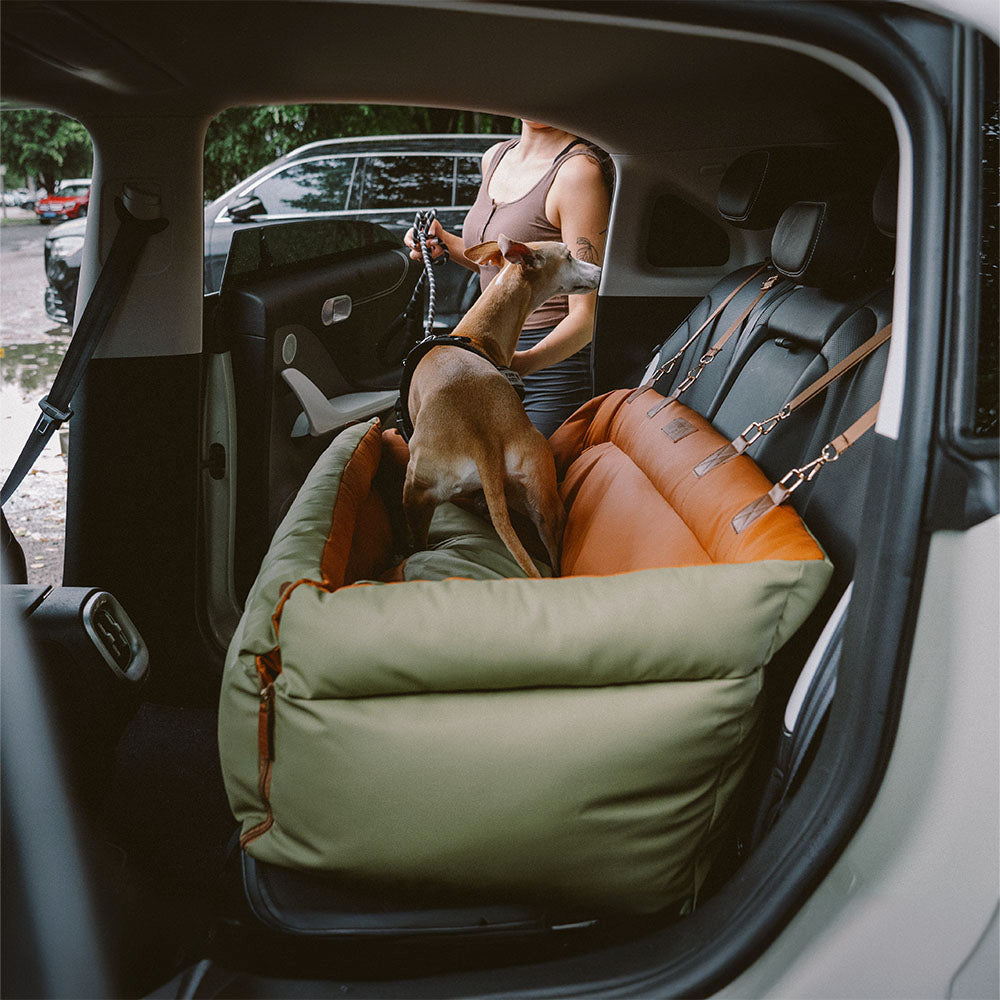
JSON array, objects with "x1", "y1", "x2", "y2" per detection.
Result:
[{"x1": 201, "y1": 219, "x2": 421, "y2": 645}]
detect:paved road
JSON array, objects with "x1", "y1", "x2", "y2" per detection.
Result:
[
  {"x1": 1, "y1": 217, "x2": 72, "y2": 587},
  {"x1": 1, "y1": 217, "x2": 68, "y2": 345}
]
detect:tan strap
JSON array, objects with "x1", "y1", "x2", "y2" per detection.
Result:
[
  {"x1": 785, "y1": 323, "x2": 891, "y2": 415},
  {"x1": 730, "y1": 323, "x2": 892, "y2": 456},
  {"x1": 731, "y1": 401, "x2": 880, "y2": 533},
  {"x1": 627, "y1": 263, "x2": 771, "y2": 405},
  {"x1": 828, "y1": 400, "x2": 880, "y2": 455},
  {"x1": 644, "y1": 272, "x2": 780, "y2": 418}
]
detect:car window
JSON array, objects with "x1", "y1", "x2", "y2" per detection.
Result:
[
  {"x1": 646, "y1": 192, "x2": 731, "y2": 267},
  {"x1": 357, "y1": 155, "x2": 455, "y2": 209},
  {"x1": 455, "y1": 156, "x2": 482, "y2": 206},
  {"x1": 250, "y1": 157, "x2": 355, "y2": 215},
  {"x1": 56, "y1": 185, "x2": 89, "y2": 197}
]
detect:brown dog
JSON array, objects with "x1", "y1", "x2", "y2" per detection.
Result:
[{"x1": 402, "y1": 235, "x2": 602, "y2": 578}]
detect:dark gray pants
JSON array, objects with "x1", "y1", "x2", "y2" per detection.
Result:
[{"x1": 517, "y1": 325, "x2": 593, "y2": 439}]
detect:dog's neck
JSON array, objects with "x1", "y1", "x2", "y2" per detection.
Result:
[{"x1": 450, "y1": 264, "x2": 553, "y2": 367}]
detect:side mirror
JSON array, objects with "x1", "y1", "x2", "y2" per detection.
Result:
[{"x1": 226, "y1": 195, "x2": 265, "y2": 222}]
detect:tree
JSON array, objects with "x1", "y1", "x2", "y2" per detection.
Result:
[
  {"x1": 203, "y1": 104, "x2": 517, "y2": 200},
  {"x1": 0, "y1": 109, "x2": 93, "y2": 194}
]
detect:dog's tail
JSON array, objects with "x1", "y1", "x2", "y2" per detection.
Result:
[{"x1": 474, "y1": 454, "x2": 541, "y2": 579}]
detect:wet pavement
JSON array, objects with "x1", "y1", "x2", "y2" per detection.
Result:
[{"x1": 1, "y1": 216, "x2": 73, "y2": 587}]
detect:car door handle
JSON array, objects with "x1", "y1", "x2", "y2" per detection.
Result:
[{"x1": 281, "y1": 368, "x2": 397, "y2": 438}]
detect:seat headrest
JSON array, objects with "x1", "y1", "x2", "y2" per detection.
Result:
[
  {"x1": 872, "y1": 155, "x2": 898, "y2": 238},
  {"x1": 771, "y1": 198, "x2": 881, "y2": 288},
  {"x1": 717, "y1": 147, "x2": 839, "y2": 230}
]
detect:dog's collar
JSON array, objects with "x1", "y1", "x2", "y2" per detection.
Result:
[{"x1": 394, "y1": 335, "x2": 526, "y2": 442}]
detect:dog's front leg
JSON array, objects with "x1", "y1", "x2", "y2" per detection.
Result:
[{"x1": 401, "y1": 466, "x2": 439, "y2": 554}]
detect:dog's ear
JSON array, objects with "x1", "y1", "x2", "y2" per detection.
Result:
[
  {"x1": 498, "y1": 235, "x2": 540, "y2": 269},
  {"x1": 464, "y1": 241, "x2": 504, "y2": 268}
]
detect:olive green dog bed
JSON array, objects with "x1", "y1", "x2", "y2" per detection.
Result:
[{"x1": 219, "y1": 405, "x2": 830, "y2": 914}]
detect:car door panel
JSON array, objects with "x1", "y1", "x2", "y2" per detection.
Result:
[{"x1": 215, "y1": 220, "x2": 420, "y2": 598}]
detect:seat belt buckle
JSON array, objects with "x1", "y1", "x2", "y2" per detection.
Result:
[{"x1": 35, "y1": 395, "x2": 73, "y2": 435}]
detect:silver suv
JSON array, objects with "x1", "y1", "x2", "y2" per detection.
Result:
[{"x1": 204, "y1": 133, "x2": 513, "y2": 325}]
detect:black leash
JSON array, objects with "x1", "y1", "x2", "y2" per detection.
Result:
[
  {"x1": 1, "y1": 189, "x2": 168, "y2": 506},
  {"x1": 412, "y1": 209, "x2": 448, "y2": 339},
  {"x1": 375, "y1": 210, "x2": 448, "y2": 366}
]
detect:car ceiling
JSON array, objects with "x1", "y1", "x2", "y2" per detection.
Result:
[{"x1": 0, "y1": 0, "x2": 890, "y2": 154}]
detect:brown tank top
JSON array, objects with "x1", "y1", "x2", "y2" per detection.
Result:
[{"x1": 462, "y1": 138, "x2": 602, "y2": 330}]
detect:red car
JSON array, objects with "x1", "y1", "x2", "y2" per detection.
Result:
[{"x1": 35, "y1": 178, "x2": 90, "y2": 223}]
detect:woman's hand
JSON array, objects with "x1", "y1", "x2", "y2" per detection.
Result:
[
  {"x1": 510, "y1": 349, "x2": 534, "y2": 376},
  {"x1": 405, "y1": 219, "x2": 482, "y2": 273},
  {"x1": 403, "y1": 218, "x2": 449, "y2": 262}
]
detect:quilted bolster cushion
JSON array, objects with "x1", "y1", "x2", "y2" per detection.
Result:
[{"x1": 219, "y1": 397, "x2": 832, "y2": 915}]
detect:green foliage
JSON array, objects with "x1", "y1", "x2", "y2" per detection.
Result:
[
  {"x1": 0, "y1": 103, "x2": 517, "y2": 202},
  {"x1": 0, "y1": 109, "x2": 93, "y2": 193},
  {"x1": 203, "y1": 104, "x2": 517, "y2": 200}
]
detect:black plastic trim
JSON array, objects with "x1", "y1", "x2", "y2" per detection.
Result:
[
  {"x1": 64, "y1": 354, "x2": 218, "y2": 704},
  {"x1": 924, "y1": 30, "x2": 1000, "y2": 530}
]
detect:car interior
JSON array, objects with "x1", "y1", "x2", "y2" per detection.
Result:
[{"x1": 1, "y1": 3, "x2": 996, "y2": 998}]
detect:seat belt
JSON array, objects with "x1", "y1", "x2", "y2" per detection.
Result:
[{"x1": 1, "y1": 187, "x2": 168, "y2": 506}]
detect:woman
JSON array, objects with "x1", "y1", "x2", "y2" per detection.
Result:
[{"x1": 405, "y1": 121, "x2": 611, "y2": 437}]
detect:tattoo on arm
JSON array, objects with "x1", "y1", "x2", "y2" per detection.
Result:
[{"x1": 575, "y1": 237, "x2": 600, "y2": 264}]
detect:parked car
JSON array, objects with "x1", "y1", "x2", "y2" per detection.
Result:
[
  {"x1": 43, "y1": 136, "x2": 510, "y2": 327},
  {"x1": 1, "y1": 3, "x2": 997, "y2": 1000},
  {"x1": 42, "y1": 217, "x2": 85, "y2": 324},
  {"x1": 2, "y1": 188, "x2": 32, "y2": 207},
  {"x1": 34, "y1": 177, "x2": 90, "y2": 223}
]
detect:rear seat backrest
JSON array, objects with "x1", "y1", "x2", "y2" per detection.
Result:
[
  {"x1": 709, "y1": 194, "x2": 893, "y2": 470},
  {"x1": 724, "y1": 288, "x2": 894, "y2": 484},
  {"x1": 642, "y1": 146, "x2": 850, "y2": 411}
]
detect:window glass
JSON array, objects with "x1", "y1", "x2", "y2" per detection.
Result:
[
  {"x1": 646, "y1": 193, "x2": 730, "y2": 267},
  {"x1": 251, "y1": 157, "x2": 354, "y2": 215},
  {"x1": 358, "y1": 156, "x2": 454, "y2": 209},
  {"x1": 57, "y1": 184, "x2": 90, "y2": 197},
  {"x1": 456, "y1": 156, "x2": 483, "y2": 205}
]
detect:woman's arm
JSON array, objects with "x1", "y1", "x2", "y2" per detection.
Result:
[{"x1": 511, "y1": 154, "x2": 611, "y2": 375}]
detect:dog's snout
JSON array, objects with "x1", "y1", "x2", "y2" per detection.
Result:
[{"x1": 572, "y1": 261, "x2": 602, "y2": 292}]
